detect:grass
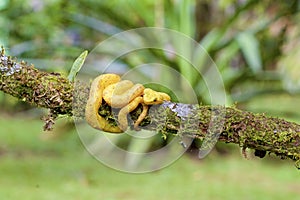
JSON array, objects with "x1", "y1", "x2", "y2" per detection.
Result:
[{"x1": 0, "y1": 114, "x2": 299, "y2": 200}]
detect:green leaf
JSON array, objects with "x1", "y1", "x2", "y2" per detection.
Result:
[
  {"x1": 236, "y1": 31, "x2": 262, "y2": 73},
  {"x1": 174, "y1": 0, "x2": 197, "y2": 86},
  {"x1": 200, "y1": 28, "x2": 223, "y2": 51},
  {"x1": 67, "y1": 50, "x2": 88, "y2": 82}
]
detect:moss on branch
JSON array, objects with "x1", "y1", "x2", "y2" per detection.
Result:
[
  {"x1": 1, "y1": 48, "x2": 300, "y2": 168},
  {"x1": 0, "y1": 48, "x2": 73, "y2": 115}
]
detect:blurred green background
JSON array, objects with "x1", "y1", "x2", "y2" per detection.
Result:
[{"x1": 1, "y1": 0, "x2": 300, "y2": 199}]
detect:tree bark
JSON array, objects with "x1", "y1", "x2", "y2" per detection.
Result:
[{"x1": 1, "y1": 48, "x2": 300, "y2": 168}]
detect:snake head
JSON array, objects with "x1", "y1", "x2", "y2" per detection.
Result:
[{"x1": 143, "y1": 88, "x2": 171, "y2": 105}]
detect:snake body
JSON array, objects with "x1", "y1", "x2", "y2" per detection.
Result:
[{"x1": 85, "y1": 74, "x2": 170, "y2": 133}]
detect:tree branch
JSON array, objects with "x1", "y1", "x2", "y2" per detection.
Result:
[{"x1": 1, "y1": 48, "x2": 300, "y2": 168}]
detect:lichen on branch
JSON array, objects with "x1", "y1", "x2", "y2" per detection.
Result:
[{"x1": 0, "y1": 48, "x2": 73, "y2": 115}]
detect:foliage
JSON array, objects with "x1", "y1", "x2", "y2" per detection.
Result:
[
  {"x1": 1, "y1": 0, "x2": 300, "y2": 175},
  {"x1": 1, "y1": 0, "x2": 299, "y2": 104}
]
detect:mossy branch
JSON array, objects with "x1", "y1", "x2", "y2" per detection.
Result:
[{"x1": 1, "y1": 49, "x2": 300, "y2": 168}]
